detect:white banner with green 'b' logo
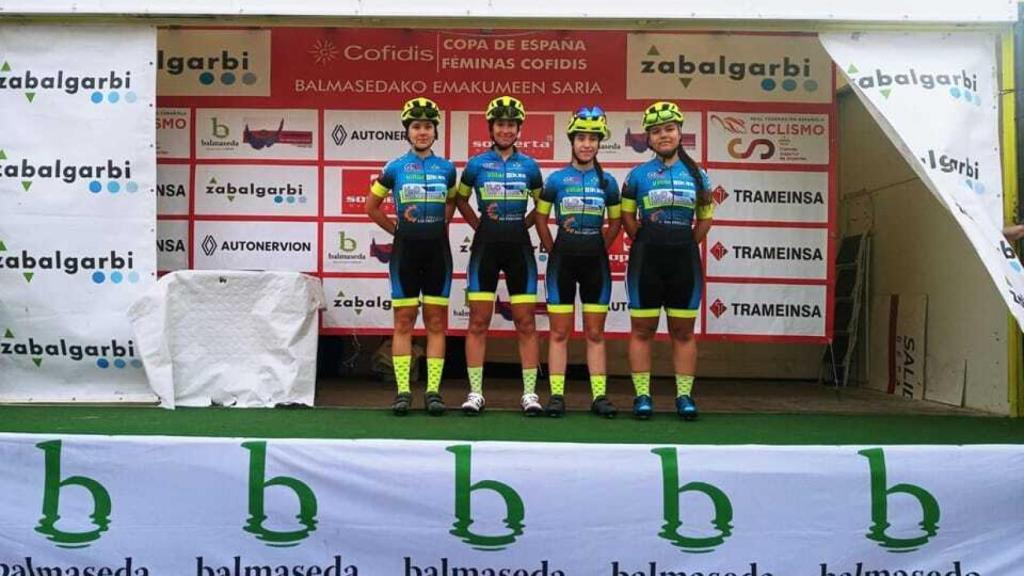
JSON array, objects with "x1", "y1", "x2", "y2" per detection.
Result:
[
  {"x1": 819, "y1": 32, "x2": 1024, "y2": 332},
  {"x1": 0, "y1": 433, "x2": 1021, "y2": 575},
  {"x1": 0, "y1": 25, "x2": 157, "y2": 402}
]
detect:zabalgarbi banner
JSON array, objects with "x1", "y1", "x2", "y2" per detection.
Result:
[
  {"x1": 0, "y1": 25, "x2": 158, "y2": 402},
  {"x1": 0, "y1": 433, "x2": 1021, "y2": 575},
  {"x1": 819, "y1": 32, "x2": 1024, "y2": 332}
]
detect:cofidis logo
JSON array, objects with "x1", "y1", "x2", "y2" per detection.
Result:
[{"x1": 157, "y1": 29, "x2": 271, "y2": 97}]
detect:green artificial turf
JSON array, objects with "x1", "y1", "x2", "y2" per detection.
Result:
[{"x1": 1, "y1": 406, "x2": 1023, "y2": 444}]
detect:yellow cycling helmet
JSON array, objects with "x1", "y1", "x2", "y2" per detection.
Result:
[
  {"x1": 485, "y1": 96, "x2": 527, "y2": 122},
  {"x1": 566, "y1": 106, "x2": 610, "y2": 141},
  {"x1": 641, "y1": 101, "x2": 685, "y2": 131},
  {"x1": 400, "y1": 97, "x2": 441, "y2": 127}
]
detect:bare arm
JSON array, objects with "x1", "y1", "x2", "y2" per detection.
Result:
[
  {"x1": 455, "y1": 194, "x2": 479, "y2": 230},
  {"x1": 622, "y1": 212, "x2": 639, "y2": 240},
  {"x1": 535, "y1": 211, "x2": 554, "y2": 253},
  {"x1": 694, "y1": 217, "x2": 712, "y2": 245},
  {"x1": 366, "y1": 192, "x2": 396, "y2": 235},
  {"x1": 604, "y1": 218, "x2": 622, "y2": 249}
]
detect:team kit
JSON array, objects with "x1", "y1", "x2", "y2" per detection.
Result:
[{"x1": 366, "y1": 96, "x2": 714, "y2": 420}]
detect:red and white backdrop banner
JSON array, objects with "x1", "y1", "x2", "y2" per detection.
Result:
[{"x1": 155, "y1": 28, "x2": 837, "y2": 342}]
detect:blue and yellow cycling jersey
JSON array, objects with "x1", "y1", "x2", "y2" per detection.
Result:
[
  {"x1": 537, "y1": 166, "x2": 621, "y2": 253},
  {"x1": 621, "y1": 157, "x2": 713, "y2": 244},
  {"x1": 371, "y1": 151, "x2": 457, "y2": 239},
  {"x1": 458, "y1": 149, "x2": 544, "y2": 243}
]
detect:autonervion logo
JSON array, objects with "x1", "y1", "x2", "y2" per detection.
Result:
[
  {"x1": 0, "y1": 149, "x2": 137, "y2": 194},
  {"x1": 1, "y1": 328, "x2": 141, "y2": 369},
  {"x1": 205, "y1": 176, "x2": 306, "y2": 205},
  {"x1": 0, "y1": 59, "x2": 135, "y2": 104},
  {"x1": 845, "y1": 63, "x2": 981, "y2": 104},
  {"x1": 0, "y1": 239, "x2": 137, "y2": 284},
  {"x1": 157, "y1": 48, "x2": 258, "y2": 87},
  {"x1": 200, "y1": 235, "x2": 312, "y2": 257},
  {"x1": 640, "y1": 45, "x2": 818, "y2": 93}
]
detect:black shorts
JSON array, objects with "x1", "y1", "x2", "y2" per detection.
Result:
[
  {"x1": 625, "y1": 239, "x2": 702, "y2": 319},
  {"x1": 389, "y1": 234, "x2": 453, "y2": 307},
  {"x1": 466, "y1": 238, "x2": 537, "y2": 304},
  {"x1": 545, "y1": 242, "x2": 612, "y2": 314}
]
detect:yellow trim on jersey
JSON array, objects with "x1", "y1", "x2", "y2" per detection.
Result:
[
  {"x1": 696, "y1": 202, "x2": 715, "y2": 220},
  {"x1": 447, "y1": 186, "x2": 459, "y2": 200},
  {"x1": 530, "y1": 188, "x2": 542, "y2": 200},
  {"x1": 370, "y1": 181, "x2": 390, "y2": 199},
  {"x1": 666, "y1": 308, "x2": 699, "y2": 319},
  {"x1": 422, "y1": 295, "x2": 450, "y2": 307},
  {"x1": 582, "y1": 303, "x2": 609, "y2": 314},
  {"x1": 457, "y1": 183, "x2": 474, "y2": 197},
  {"x1": 509, "y1": 294, "x2": 537, "y2": 304},
  {"x1": 547, "y1": 303, "x2": 574, "y2": 314},
  {"x1": 536, "y1": 199, "x2": 553, "y2": 216},
  {"x1": 607, "y1": 205, "x2": 621, "y2": 219},
  {"x1": 629, "y1": 308, "x2": 661, "y2": 318},
  {"x1": 392, "y1": 297, "x2": 420, "y2": 308},
  {"x1": 467, "y1": 291, "x2": 496, "y2": 302},
  {"x1": 621, "y1": 198, "x2": 637, "y2": 213}
]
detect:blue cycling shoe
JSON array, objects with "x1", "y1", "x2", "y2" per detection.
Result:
[
  {"x1": 632, "y1": 395, "x2": 653, "y2": 420},
  {"x1": 675, "y1": 395, "x2": 698, "y2": 421}
]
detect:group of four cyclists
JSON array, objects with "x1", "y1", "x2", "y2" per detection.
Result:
[{"x1": 366, "y1": 96, "x2": 714, "y2": 421}]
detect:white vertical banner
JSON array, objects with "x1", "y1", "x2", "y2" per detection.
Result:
[
  {"x1": 0, "y1": 25, "x2": 158, "y2": 401},
  {"x1": 819, "y1": 32, "x2": 1024, "y2": 332},
  {"x1": 890, "y1": 294, "x2": 928, "y2": 400}
]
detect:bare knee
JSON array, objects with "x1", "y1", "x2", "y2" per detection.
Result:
[
  {"x1": 670, "y1": 325, "x2": 695, "y2": 343},
  {"x1": 584, "y1": 326, "x2": 604, "y2": 344},
  {"x1": 549, "y1": 325, "x2": 571, "y2": 343}
]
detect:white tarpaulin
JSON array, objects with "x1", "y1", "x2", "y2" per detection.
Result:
[
  {"x1": 0, "y1": 433, "x2": 1021, "y2": 574},
  {"x1": 820, "y1": 32, "x2": 1024, "y2": 332},
  {"x1": 0, "y1": 25, "x2": 158, "y2": 402},
  {"x1": 128, "y1": 270, "x2": 325, "y2": 408}
]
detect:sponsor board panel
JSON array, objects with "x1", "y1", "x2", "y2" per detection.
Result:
[
  {"x1": 321, "y1": 221, "x2": 392, "y2": 274},
  {"x1": 707, "y1": 168, "x2": 829, "y2": 223},
  {"x1": 707, "y1": 111, "x2": 829, "y2": 165},
  {"x1": 157, "y1": 29, "x2": 271, "y2": 97},
  {"x1": 156, "y1": 219, "x2": 189, "y2": 272},
  {"x1": 322, "y1": 276, "x2": 400, "y2": 330},
  {"x1": 156, "y1": 107, "x2": 190, "y2": 159},
  {"x1": 195, "y1": 108, "x2": 318, "y2": 160},
  {"x1": 324, "y1": 166, "x2": 391, "y2": 217},
  {"x1": 705, "y1": 282, "x2": 826, "y2": 337},
  {"x1": 194, "y1": 164, "x2": 318, "y2": 216},
  {"x1": 0, "y1": 216, "x2": 155, "y2": 311},
  {"x1": 193, "y1": 220, "x2": 317, "y2": 272},
  {"x1": 156, "y1": 164, "x2": 189, "y2": 215},
  {"x1": 323, "y1": 110, "x2": 447, "y2": 161},
  {"x1": 626, "y1": 33, "x2": 832, "y2": 104},
  {"x1": 0, "y1": 316, "x2": 153, "y2": 402},
  {"x1": 706, "y1": 226, "x2": 828, "y2": 280}
]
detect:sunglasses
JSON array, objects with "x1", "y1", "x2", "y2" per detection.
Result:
[
  {"x1": 643, "y1": 108, "x2": 680, "y2": 126},
  {"x1": 491, "y1": 105, "x2": 524, "y2": 119},
  {"x1": 576, "y1": 106, "x2": 605, "y2": 120},
  {"x1": 407, "y1": 106, "x2": 439, "y2": 120}
]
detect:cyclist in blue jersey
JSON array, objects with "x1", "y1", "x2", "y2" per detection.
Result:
[
  {"x1": 535, "y1": 106, "x2": 621, "y2": 418},
  {"x1": 621, "y1": 101, "x2": 714, "y2": 421},
  {"x1": 367, "y1": 97, "x2": 458, "y2": 416},
  {"x1": 453, "y1": 96, "x2": 545, "y2": 415}
]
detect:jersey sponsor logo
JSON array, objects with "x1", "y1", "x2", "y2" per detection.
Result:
[{"x1": 559, "y1": 196, "x2": 605, "y2": 216}]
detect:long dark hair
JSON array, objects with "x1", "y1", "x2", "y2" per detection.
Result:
[
  {"x1": 592, "y1": 156, "x2": 608, "y2": 190},
  {"x1": 676, "y1": 144, "x2": 710, "y2": 207}
]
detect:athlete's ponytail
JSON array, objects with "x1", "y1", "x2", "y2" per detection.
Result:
[
  {"x1": 593, "y1": 156, "x2": 608, "y2": 190},
  {"x1": 677, "y1": 144, "x2": 710, "y2": 207}
]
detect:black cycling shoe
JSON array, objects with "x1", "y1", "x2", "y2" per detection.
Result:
[
  {"x1": 392, "y1": 392, "x2": 413, "y2": 416},
  {"x1": 590, "y1": 395, "x2": 618, "y2": 418},
  {"x1": 425, "y1": 392, "x2": 446, "y2": 416},
  {"x1": 546, "y1": 394, "x2": 566, "y2": 418}
]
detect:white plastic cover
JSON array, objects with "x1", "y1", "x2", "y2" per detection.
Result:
[{"x1": 127, "y1": 270, "x2": 325, "y2": 408}]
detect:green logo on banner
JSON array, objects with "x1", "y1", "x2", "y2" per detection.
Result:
[
  {"x1": 242, "y1": 441, "x2": 318, "y2": 547},
  {"x1": 859, "y1": 448, "x2": 940, "y2": 551},
  {"x1": 447, "y1": 444, "x2": 525, "y2": 550},
  {"x1": 652, "y1": 447, "x2": 734, "y2": 552},
  {"x1": 35, "y1": 440, "x2": 112, "y2": 548}
]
